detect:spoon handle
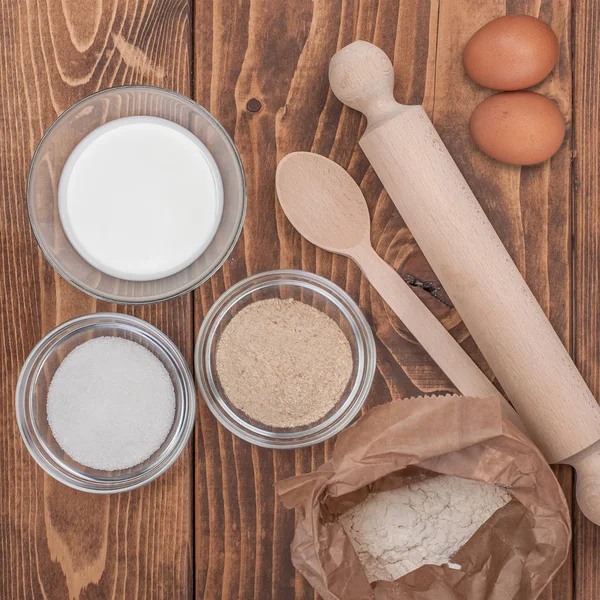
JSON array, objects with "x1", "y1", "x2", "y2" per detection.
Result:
[{"x1": 353, "y1": 244, "x2": 523, "y2": 427}]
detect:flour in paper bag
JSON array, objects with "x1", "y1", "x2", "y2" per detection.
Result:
[{"x1": 339, "y1": 475, "x2": 511, "y2": 582}]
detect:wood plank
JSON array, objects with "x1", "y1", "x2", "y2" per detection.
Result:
[
  {"x1": 434, "y1": 2, "x2": 574, "y2": 599},
  {"x1": 573, "y1": 0, "x2": 600, "y2": 597},
  {"x1": 194, "y1": 1, "x2": 456, "y2": 598},
  {"x1": 0, "y1": 1, "x2": 194, "y2": 598},
  {"x1": 194, "y1": 1, "x2": 575, "y2": 599}
]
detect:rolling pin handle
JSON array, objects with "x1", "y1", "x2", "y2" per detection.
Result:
[
  {"x1": 572, "y1": 451, "x2": 600, "y2": 525},
  {"x1": 329, "y1": 41, "x2": 401, "y2": 125}
]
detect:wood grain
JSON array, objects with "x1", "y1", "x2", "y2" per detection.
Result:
[
  {"x1": 194, "y1": 0, "x2": 577, "y2": 599},
  {"x1": 574, "y1": 0, "x2": 600, "y2": 596},
  {"x1": 1, "y1": 0, "x2": 595, "y2": 598},
  {"x1": 434, "y1": 1, "x2": 574, "y2": 598},
  {"x1": 194, "y1": 2, "x2": 441, "y2": 598},
  {"x1": 0, "y1": 1, "x2": 194, "y2": 598}
]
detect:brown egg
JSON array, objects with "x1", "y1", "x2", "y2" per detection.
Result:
[
  {"x1": 469, "y1": 92, "x2": 565, "y2": 165},
  {"x1": 464, "y1": 15, "x2": 558, "y2": 90}
]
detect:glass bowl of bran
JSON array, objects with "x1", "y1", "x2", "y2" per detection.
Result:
[{"x1": 194, "y1": 269, "x2": 376, "y2": 449}]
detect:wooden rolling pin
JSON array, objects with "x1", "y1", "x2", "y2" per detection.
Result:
[{"x1": 329, "y1": 40, "x2": 600, "y2": 524}]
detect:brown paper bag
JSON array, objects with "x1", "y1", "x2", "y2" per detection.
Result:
[{"x1": 277, "y1": 395, "x2": 571, "y2": 600}]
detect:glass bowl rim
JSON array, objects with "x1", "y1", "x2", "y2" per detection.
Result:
[
  {"x1": 15, "y1": 312, "x2": 196, "y2": 493},
  {"x1": 26, "y1": 84, "x2": 247, "y2": 305},
  {"x1": 194, "y1": 269, "x2": 377, "y2": 449}
]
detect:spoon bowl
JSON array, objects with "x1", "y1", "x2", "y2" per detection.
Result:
[{"x1": 276, "y1": 152, "x2": 370, "y2": 254}]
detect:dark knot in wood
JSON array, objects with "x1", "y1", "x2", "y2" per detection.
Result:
[{"x1": 246, "y1": 98, "x2": 262, "y2": 113}]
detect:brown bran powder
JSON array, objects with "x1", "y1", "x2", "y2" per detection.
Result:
[{"x1": 216, "y1": 298, "x2": 353, "y2": 428}]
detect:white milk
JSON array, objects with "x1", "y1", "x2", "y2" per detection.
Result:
[{"x1": 58, "y1": 116, "x2": 223, "y2": 281}]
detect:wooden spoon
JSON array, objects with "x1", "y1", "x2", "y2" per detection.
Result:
[{"x1": 276, "y1": 151, "x2": 522, "y2": 426}]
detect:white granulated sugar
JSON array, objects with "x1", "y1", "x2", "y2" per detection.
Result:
[
  {"x1": 47, "y1": 337, "x2": 176, "y2": 471},
  {"x1": 339, "y1": 475, "x2": 512, "y2": 582}
]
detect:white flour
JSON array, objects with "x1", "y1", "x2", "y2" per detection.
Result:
[{"x1": 339, "y1": 475, "x2": 511, "y2": 582}]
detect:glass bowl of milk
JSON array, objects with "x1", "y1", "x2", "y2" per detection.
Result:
[{"x1": 27, "y1": 86, "x2": 246, "y2": 303}]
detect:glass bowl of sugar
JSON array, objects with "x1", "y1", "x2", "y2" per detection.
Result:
[
  {"x1": 195, "y1": 269, "x2": 377, "y2": 449},
  {"x1": 27, "y1": 86, "x2": 245, "y2": 304},
  {"x1": 16, "y1": 313, "x2": 196, "y2": 493}
]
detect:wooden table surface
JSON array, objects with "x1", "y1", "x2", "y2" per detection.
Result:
[{"x1": 1, "y1": 0, "x2": 598, "y2": 598}]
